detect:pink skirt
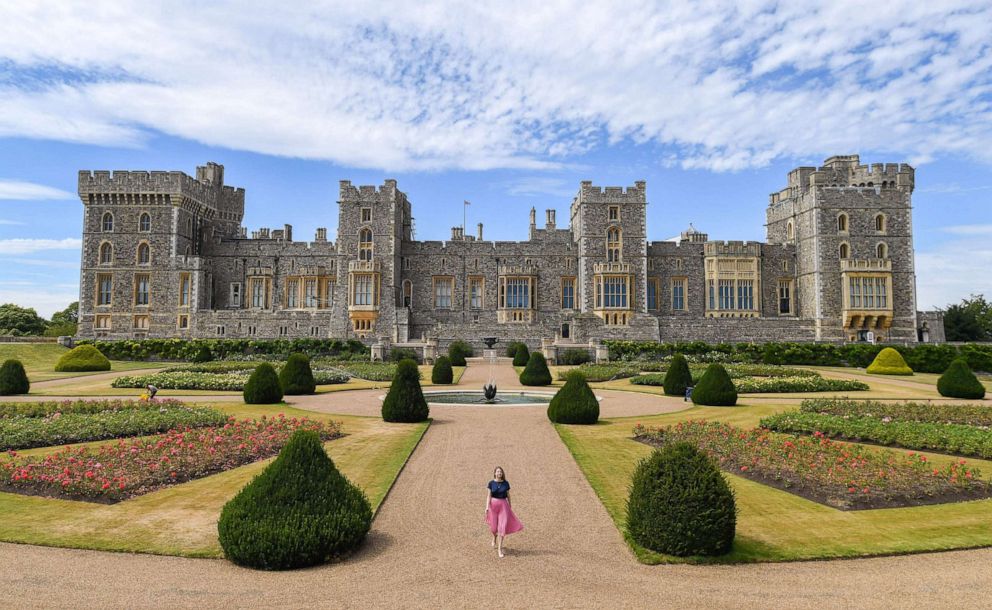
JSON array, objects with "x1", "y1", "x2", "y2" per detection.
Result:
[{"x1": 486, "y1": 498, "x2": 524, "y2": 536}]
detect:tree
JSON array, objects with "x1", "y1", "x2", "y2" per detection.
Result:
[
  {"x1": 0, "y1": 303, "x2": 47, "y2": 336},
  {"x1": 51, "y1": 302, "x2": 79, "y2": 325},
  {"x1": 943, "y1": 295, "x2": 991, "y2": 342}
]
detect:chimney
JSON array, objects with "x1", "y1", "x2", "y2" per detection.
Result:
[
  {"x1": 529, "y1": 207, "x2": 536, "y2": 226},
  {"x1": 451, "y1": 226, "x2": 463, "y2": 240},
  {"x1": 283, "y1": 224, "x2": 292, "y2": 242},
  {"x1": 477, "y1": 222, "x2": 484, "y2": 241},
  {"x1": 545, "y1": 209, "x2": 556, "y2": 229},
  {"x1": 315, "y1": 227, "x2": 327, "y2": 242}
]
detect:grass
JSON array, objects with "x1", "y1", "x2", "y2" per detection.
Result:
[
  {"x1": 0, "y1": 344, "x2": 163, "y2": 383},
  {"x1": 555, "y1": 400, "x2": 992, "y2": 564},
  {"x1": 0, "y1": 403, "x2": 428, "y2": 557},
  {"x1": 811, "y1": 365, "x2": 992, "y2": 393}
]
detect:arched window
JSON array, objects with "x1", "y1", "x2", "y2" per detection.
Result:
[
  {"x1": 359, "y1": 228, "x2": 373, "y2": 261},
  {"x1": 102, "y1": 212, "x2": 114, "y2": 232},
  {"x1": 876, "y1": 242, "x2": 887, "y2": 258},
  {"x1": 837, "y1": 213, "x2": 848, "y2": 233},
  {"x1": 139, "y1": 212, "x2": 151, "y2": 232},
  {"x1": 185, "y1": 245, "x2": 192, "y2": 257},
  {"x1": 839, "y1": 242, "x2": 850, "y2": 259},
  {"x1": 99, "y1": 242, "x2": 113, "y2": 265},
  {"x1": 786, "y1": 221, "x2": 794, "y2": 240},
  {"x1": 137, "y1": 242, "x2": 150, "y2": 265},
  {"x1": 402, "y1": 279, "x2": 413, "y2": 308},
  {"x1": 875, "y1": 214, "x2": 886, "y2": 233},
  {"x1": 606, "y1": 227, "x2": 621, "y2": 262},
  {"x1": 186, "y1": 218, "x2": 193, "y2": 234}
]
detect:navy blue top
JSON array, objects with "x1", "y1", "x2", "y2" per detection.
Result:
[{"x1": 488, "y1": 480, "x2": 510, "y2": 499}]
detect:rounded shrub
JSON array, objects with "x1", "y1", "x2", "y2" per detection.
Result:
[
  {"x1": 512, "y1": 343, "x2": 531, "y2": 367},
  {"x1": 54, "y1": 345, "x2": 111, "y2": 372},
  {"x1": 191, "y1": 344, "x2": 213, "y2": 363},
  {"x1": 937, "y1": 358, "x2": 986, "y2": 399},
  {"x1": 447, "y1": 340, "x2": 472, "y2": 367},
  {"x1": 505, "y1": 341, "x2": 526, "y2": 359},
  {"x1": 866, "y1": 347, "x2": 914, "y2": 376},
  {"x1": 431, "y1": 355, "x2": 454, "y2": 384},
  {"x1": 663, "y1": 353, "x2": 692, "y2": 396},
  {"x1": 382, "y1": 359, "x2": 429, "y2": 422},
  {"x1": 626, "y1": 442, "x2": 736, "y2": 557},
  {"x1": 218, "y1": 430, "x2": 372, "y2": 570},
  {"x1": 691, "y1": 364, "x2": 738, "y2": 406},
  {"x1": 520, "y1": 352, "x2": 552, "y2": 386},
  {"x1": 243, "y1": 362, "x2": 284, "y2": 404},
  {"x1": 547, "y1": 371, "x2": 599, "y2": 424},
  {"x1": 279, "y1": 353, "x2": 316, "y2": 395},
  {"x1": 0, "y1": 359, "x2": 30, "y2": 395}
]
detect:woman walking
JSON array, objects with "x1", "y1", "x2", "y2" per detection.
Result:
[{"x1": 485, "y1": 466, "x2": 523, "y2": 557}]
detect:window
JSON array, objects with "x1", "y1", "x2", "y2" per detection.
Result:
[
  {"x1": 608, "y1": 205, "x2": 619, "y2": 221},
  {"x1": 718, "y1": 279, "x2": 734, "y2": 310},
  {"x1": 469, "y1": 276, "x2": 484, "y2": 309},
  {"x1": 102, "y1": 212, "x2": 113, "y2": 232},
  {"x1": 97, "y1": 273, "x2": 113, "y2": 306},
  {"x1": 782, "y1": 260, "x2": 790, "y2": 272},
  {"x1": 876, "y1": 242, "x2": 887, "y2": 258},
  {"x1": 133, "y1": 315, "x2": 149, "y2": 330},
  {"x1": 778, "y1": 280, "x2": 792, "y2": 314},
  {"x1": 186, "y1": 218, "x2": 193, "y2": 234},
  {"x1": 177, "y1": 315, "x2": 189, "y2": 330},
  {"x1": 561, "y1": 277, "x2": 575, "y2": 310},
  {"x1": 286, "y1": 279, "x2": 299, "y2": 308},
  {"x1": 139, "y1": 212, "x2": 151, "y2": 232},
  {"x1": 402, "y1": 279, "x2": 413, "y2": 308},
  {"x1": 837, "y1": 213, "x2": 848, "y2": 232},
  {"x1": 230, "y1": 283, "x2": 242, "y2": 308},
  {"x1": 134, "y1": 274, "x2": 150, "y2": 306},
  {"x1": 875, "y1": 214, "x2": 886, "y2": 233},
  {"x1": 216, "y1": 325, "x2": 226, "y2": 336},
  {"x1": 137, "y1": 242, "x2": 150, "y2": 265},
  {"x1": 647, "y1": 278, "x2": 660, "y2": 311},
  {"x1": 249, "y1": 278, "x2": 270, "y2": 309},
  {"x1": 99, "y1": 242, "x2": 113, "y2": 265},
  {"x1": 675, "y1": 258, "x2": 683, "y2": 271},
  {"x1": 839, "y1": 242, "x2": 850, "y2": 259},
  {"x1": 736, "y1": 280, "x2": 754, "y2": 310},
  {"x1": 352, "y1": 273, "x2": 376, "y2": 306},
  {"x1": 95, "y1": 314, "x2": 111, "y2": 330},
  {"x1": 599, "y1": 276, "x2": 628, "y2": 309},
  {"x1": 179, "y1": 273, "x2": 191, "y2": 307},
  {"x1": 302, "y1": 278, "x2": 318, "y2": 308},
  {"x1": 500, "y1": 277, "x2": 532, "y2": 309},
  {"x1": 358, "y1": 228, "x2": 373, "y2": 261},
  {"x1": 606, "y1": 227, "x2": 621, "y2": 262},
  {"x1": 848, "y1": 277, "x2": 888, "y2": 309},
  {"x1": 434, "y1": 277, "x2": 453, "y2": 309},
  {"x1": 361, "y1": 207, "x2": 372, "y2": 222},
  {"x1": 787, "y1": 221, "x2": 794, "y2": 240},
  {"x1": 672, "y1": 278, "x2": 685, "y2": 311},
  {"x1": 708, "y1": 279, "x2": 715, "y2": 310}
]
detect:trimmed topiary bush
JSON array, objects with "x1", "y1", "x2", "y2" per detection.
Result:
[
  {"x1": 447, "y1": 341, "x2": 472, "y2": 367},
  {"x1": 663, "y1": 353, "x2": 692, "y2": 396},
  {"x1": 431, "y1": 356, "x2": 454, "y2": 384},
  {"x1": 547, "y1": 371, "x2": 599, "y2": 424},
  {"x1": 512, "y1": 343, "x2": 530, "y2": 367},
  {"x1": 520, "y1": 352, "x2": 552, "y2": 386},
  {"x1": 0, "y1": 359, "x2": 30, "y2": 395},
  {"x1": 626, "y1": 442, "x2": 736, "y2": 557},
  {"x1": 505, "y1": 341, "x2": 526, "y2": 359},
  {"x1": 279, "y1": 353, "x2": 316, "y2": 395},
  {"x1": 937, "y1": 358, "x2": 986, "y2": 399},
  {"x1": 54, "y1": 345, "x2": 111, "y2": 372},
  {"x1": 691, "y1": 364, "x2": 738, "y2": 406},
  {"x1": 866, "y1": 347, "x2": 914, "y2": 376},
  {"x1": 382, "y1": 359, "x2": 429, "y2": 422},
  {"x1": 243, "y1": 362, "x2": 284, "y2": 404},
  {"x1": 217, "y1": 429, "x2": 372, "y2": 570}
]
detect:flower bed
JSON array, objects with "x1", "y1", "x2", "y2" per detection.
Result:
[
  {"x1": 633, "y1": 420, "x2": 990, "y2": 509},
  {"x1": 0, "y1": 415, "x2": 341, "y2": 502},
  {"x1": 0, "y1": 399, "x2": 185, "y2": 419},
  {"x1": 801, "y1": 398, "x2": 992, "y2": 427},
  {"x1": 162, "y1": 361, "x2": 262, "y2": 374},
  {"x1": 1, "y1": 405, "x2": 228, "y2": 450},
  {"x1": 761, "y1": 411, "x2": 992, "y2": 459},
  {"x1": 629, "y1": 375, "x2": 868, "y2": 393},
  {"x1": 555, "y1": 363, "x2": 642, "y2": 382},
  {"x1": 112, "y1": 368, "x2": 348, "y2": 391},
  {"x1": 313, "y1": 361, "x2": 427, "y2": 382}
]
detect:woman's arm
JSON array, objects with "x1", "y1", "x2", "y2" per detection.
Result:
[
  {"x1": 506, "y1": 491, "x2": 511, "y2": 507},
  {"x1": 485, "y1": 488, "x2": 491, "y2": 513}
]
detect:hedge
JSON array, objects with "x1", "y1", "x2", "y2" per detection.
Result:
[
  {"x1": 447, "y1": 341, "x2": 472, "y2": 367},
  {"x1": 54, "y1": 345, "x2": 111, "y2": 372},
  {"x1": 0, "y1": 398, "x2": 187, "y2": 419},
  {"x1": 505, "y1": 341, "x2": 526, "y2": 359},
  {"x1": 556, "y1": 363, "x2": 641, "y2": 382},
  {"x1": 76, "y1": 338, "x2": 369, "y2": 362},
  {"x1": 937, "y1": 359, "x2": 986, "y2": 399},
  {"x1": 558, "y1": 349, "x2": 591, "y2": 365},
  {"x1": 0, "y1": 359, "x2": 29, "y2": 395}
]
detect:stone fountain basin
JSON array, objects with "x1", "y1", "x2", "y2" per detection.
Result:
[{"x1": 378, "y1": 390, "x2": 602, "y2": 406}]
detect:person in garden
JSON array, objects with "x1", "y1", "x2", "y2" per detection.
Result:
[
  {"x1": 145, "y1": 384, "x2": 158, "y2": 400},
  {"x1": 684, "y1": 385, "x2": 693, "y2": 402},
  {"x1": 484, "y1": 466, "x2": 523, "y2": 558}
]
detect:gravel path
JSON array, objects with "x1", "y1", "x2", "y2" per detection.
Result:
[{"x1": 3, "y1": 360, "x2": 991, "y2": 608}]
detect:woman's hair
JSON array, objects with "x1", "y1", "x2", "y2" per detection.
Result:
[{"x1": 493, "y1": 466, "x2": 505, "y2": 480}]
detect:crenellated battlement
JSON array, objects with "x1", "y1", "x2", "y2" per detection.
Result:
[
  {"x1": 339, "y1": 179, "x2": 403, "y2": 203},
  {"x1": 575, "y1": 180, "x2": 647, "y2": 203},
  {"x1": 770, "y1": 155, "x2": 914, "y2": 206}
]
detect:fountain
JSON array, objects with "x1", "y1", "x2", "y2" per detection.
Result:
[{"x1": 482, "y1": 336, "x2": 499, "y2": 403}]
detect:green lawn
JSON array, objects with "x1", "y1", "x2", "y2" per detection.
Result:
[
  {"x1": 556, "y1": 400, "x2": 992, "y2": 564},
  {"x1": 811, "y1": 365, "x2": 992, "y2": 393},
  {"x1": 0, "y1": 343, "x2": 163, "y2": 383},
  {"x1": 0, "y1": 403, "x2": 428, "y2": 557}
]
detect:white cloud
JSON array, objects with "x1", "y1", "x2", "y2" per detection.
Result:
[
  {"x1": 0, "y1": 179, "x2": 75, "y2": 200},
  {"x1": 500, "y1": 177, "x2": 577, "y2": 197},
  {"x1": 0, "y1": 287, "x2": 78, "y2": 318},
  {"x1": 0, "y1": 2, "x2": 990, "y2": 171},
  {"x1": 916, "y1": 239, "x2": 992, "y2": 308},
  {"x1": 0, "y1": 219, "x2": 25, "y2": 225},
  {"x1": 939, "y1": 224, "x2": 992, "y2": 236},
  {"x1": 0, "y1": 238, "x2": 81, "y2": 254}
]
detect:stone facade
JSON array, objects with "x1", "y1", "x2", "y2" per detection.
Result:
[{"x1": 76, "y1": 155, "x2": 927, "y2": 350}]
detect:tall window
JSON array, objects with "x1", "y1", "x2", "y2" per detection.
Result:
[
  {"x1": 837, "y1": 213, "x2": 848, "y2": 232},
  {"x1": 502, "y1": 277, "x2": 531, "y2": 309},
  {"x1": 718, "y1": 279, "x2": 734, "y2": 310},
  {"x1": 647, "y1": 278, "x2": 659, "y2": 310},
  {"x1": 876, "y1": 242, "x2": 887, "y2": 258},
  {"x1": 304, "y1": 279, "x2": 318, "y2": 308},
  {"x1": 778, "y1": 280, "x2": 792, "y2": 314},
  {"x1": 561, "y1": 277, "x2": 575, "y2": 310},
  {"x1": 134, "y1": 274, "x2": 150, "y2": 306},
  {"x1": 708, "y1": 280, "x2": 715, "y2": 310},
  {"x1": 672, "y1": 278, "x2": 685, "y2": 311},
  {"x1": 598, "y1": 276, "x2": 628, "y2": 309},
  {"x1": 849, "y1": 277, "x2": 888, "y2": 309},
  {"x1": 361, "y1": 207, "x2": 372, "y2": 222},
  {"x1": 875, "y1": 214, "x2": 886, "y2": 233},
  {"x1": 139, "y1": 212, "x2": 151, "y2": 232},
  {"x1": 608, "y1": 206, "x2": 619, "y2": 221},
  {"x1": 97, "y1": 273, "x2": 112, "y2": 306},
  {"x1": 179, "y1": 273, "x2": 191, "y2": 307},
  {"x1": 606, "y1": 227, "x2": 621, "y2": 262},
  {"x1": 402, "y1": 279, "x2": 413, "y2": 308},
  {"x1": 230, "y1": 283, "x2": 242, "y2": 308},
  {"x1": 352, "y1": 274, "x2": 376, "y2": 306},
  {"x1": 469, "y1": 276, "x2": 484, "y2": 309},
  {"x1": 358, "y1": 228, "x2": 373, "y2": 261},
  {"x1": 286, "y1": 279, "x2": 299, "y2": 308},
  {"x1": 787, "y1": 221, "x2": 794, "y2": 240},
  {"x1": 736, "y1": 279, "x2": 754, "y2": 310},
  {"x1": 137, "y1": 242, "x2": 150, "y2": 265},
  {"x1": 839, "y1": 242, "x2": 850, "y2": 259},
  {"x1": 99, "y1": 242, "x2": 113, "y2": 265},
  {"x1": 102, "y1": 212, "x2": 114, "y2": 232},
  {"x1": 434, "y1": 277, "x2": 453, "y2": 309},
  {"x1": 249, "y1": 278, "x2": 270, "y2": 308}
]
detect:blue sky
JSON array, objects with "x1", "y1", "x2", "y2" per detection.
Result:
[{"x1": 1, "y1": 0, "x2": 991, "y2": 317}]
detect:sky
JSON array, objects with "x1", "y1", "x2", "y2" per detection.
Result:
[{"x1": 0, "y1": 0, "x2": 991, "y2": 318}]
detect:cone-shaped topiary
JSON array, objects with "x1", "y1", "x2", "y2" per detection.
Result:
[
  {"x1": 937, "y1": 358, "x2": 986, "y2": 399},
  {"x1": 866, "y1": 347, "x2": 914, "y2": 375},
  {"x1": 218, "y1": 430, "x2": 372, "y2": 570},
  {"x1": 626, "y1": 442, "x2": 736, "y2": 557},
  {"x1": 663, "y1": 353, "x2": 692, "y2": 396},
  {"x1": 547, "y1": 370, "x2": 599, "y2": 424},
  {"x1": 279, "y1": 353, "x2": 316, "y2": 395},
  {"x1": 382, "y1": 359, "x2": 430, "y2": 422},
  {"x1": 447, "y1": 341, "x2": 472, "y2": 367},
  {"x1": 243, "y1": 362, "x2": 284, "y2": 404},
  {"x1": 520, "y1": 352, "x2": 552, "y2": 386},
  {"x1": 505, "y1": 341, "x2": 525, "y2": 358},
  {"x1": 0, "y1": 359, "x2": 30, "y2": 395},
  {"x1": 512, "y1": 343, "x2": 530, "y2": 367},
  {"x1": 431, "y1": 355, "x2": 454, "y2": 384},
  {"x1": 691, "y1": 364, "x2": 738, "y2": 406},
  {"x1": 54, "y1": 345, "x2": 111, "y2": 372}
]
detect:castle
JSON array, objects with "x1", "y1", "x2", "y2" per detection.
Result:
[{"x1": 75, "y1": 155, "x2": 933, "y2": 351}]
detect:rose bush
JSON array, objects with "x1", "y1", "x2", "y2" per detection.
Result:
[
  {"x1": 0, "y1": 399, "x2": 186, "y2": 418},
  {"x1": 800, "y1": 398, "x2": 992, "y2": 427},
  {"x1": 112, "y1": 367, "x2": 348, "y2": 391}
]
